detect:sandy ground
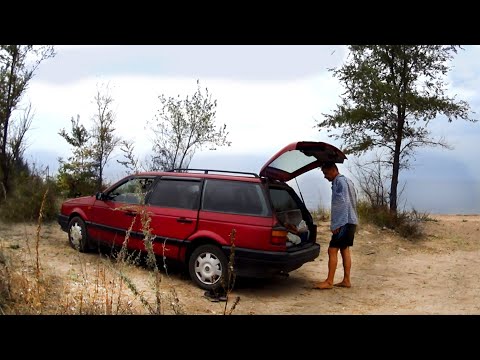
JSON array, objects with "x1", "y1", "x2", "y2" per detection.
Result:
[{"x1": 1, "y1": 214, "x2": 479, "y2": 315}]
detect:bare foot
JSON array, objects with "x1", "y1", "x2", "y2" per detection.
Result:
[
  {"x1": 334, "y1": 281, "x2": 351, "y2": 288},
  {"x1": 313, "y1": 281, "x2": 333, "y2": 290}
]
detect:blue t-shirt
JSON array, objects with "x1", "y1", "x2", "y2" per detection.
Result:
[{"x1": 330, "y1": 174, "x2": 358, "y2": 230}]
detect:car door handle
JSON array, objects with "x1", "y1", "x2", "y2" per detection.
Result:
[
  {"x1": 176, "y1": 217, "x2": 193, "y2": 224},
  {"x1": 125, "y1": 211, "x2": 137, "y2": 216}
]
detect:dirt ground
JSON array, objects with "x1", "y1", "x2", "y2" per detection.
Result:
[{"x1": 1, "y1": 214, "x2": 479, "y2": 315}]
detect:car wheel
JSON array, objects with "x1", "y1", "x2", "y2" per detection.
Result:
[
  {"x1": 68, "y1": 216, "x2": 89, "y2": 252},
  {"x1": 189, "y1": 244, "x2": 229, "y2": 291}
]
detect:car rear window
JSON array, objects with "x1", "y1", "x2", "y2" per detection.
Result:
[
  {"x1": 269, "y1": 188, "x2": 299, "y2": 212},
  {"x1": 202, "y1": 179, "x2": 270, "y2": 216}
]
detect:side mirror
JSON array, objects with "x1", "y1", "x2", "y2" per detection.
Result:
[{"x1": 95, "y1": 192, "x2": 105, "y2": 200}]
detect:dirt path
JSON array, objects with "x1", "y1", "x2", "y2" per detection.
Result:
[{"x1": 1, "y1": 215, "x2": 479, "y2": 314}]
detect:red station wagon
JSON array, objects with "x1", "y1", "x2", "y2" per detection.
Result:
[{"x1": 58, "y1": 141, "x2": 347, "y2": 290}]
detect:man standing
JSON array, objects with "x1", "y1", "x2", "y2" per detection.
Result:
[{"x1": 314, "y1": 162, "x2": 358, "y2": 290}]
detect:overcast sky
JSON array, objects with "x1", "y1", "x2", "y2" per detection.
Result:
[{"x1": 21, "y1": 45, "x2": 480, "y2": 214}]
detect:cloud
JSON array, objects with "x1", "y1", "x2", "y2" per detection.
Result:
[
  {"x1": 25, "y1": 70, "x2": 345, "y2": 158},
  {"x1": 34, "y1": 45, "x2": 347, "y2": 85},
  {"x1": 448, "y1": 45, "x2": 480, "y2": 108}
]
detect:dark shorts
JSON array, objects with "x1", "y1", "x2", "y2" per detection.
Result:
[{"x1": 329, "y1": 224, "x2": 357, "y2": 249}]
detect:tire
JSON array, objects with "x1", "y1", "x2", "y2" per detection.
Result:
[
  {"x1": 188, "y1": 244, "x2": 229, "y2": 291},
  {"x1": 68, "y1": 216, "x2": 89, "y2": 253}
]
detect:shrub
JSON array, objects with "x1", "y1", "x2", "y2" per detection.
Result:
[
  {"x1": 358, "y1": 200, "x2": 432, "y2": 240},
  {"x1": 396, "y1": 209, "x2": 435, "y2": 240},
  {"x1": 357, "y1": 200, "x2": 396, "y2": 228},
  {"x1": 0, "y1": 175, "x2": 60, "y2": 223}
]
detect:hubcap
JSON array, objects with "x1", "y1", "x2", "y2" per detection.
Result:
[
  {"x1": 194, "y1": 252, "x2": 222, "y2": 285},
  {"x1": 70, "y1": 222, "x2": 82, "y2": 248}
]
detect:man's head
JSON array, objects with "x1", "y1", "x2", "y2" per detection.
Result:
[{"x1": 321, "y1": 162, "x2": 339, "y2": 182}]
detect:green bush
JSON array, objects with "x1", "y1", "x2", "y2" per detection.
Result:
[
  {"x1": 396, "y1": 209, "x2": 435, "y2": 240},
  {"x1": 0, "y1": 175, "x2": 60, "y2": 223},
  {"x1": 56, "y1": 170, "x2": 98, "y2": 198},
  {"x1": 357, "y1": 200, "x2": 397, "y2": 228},
  {"x1": 357, "y1": 200, "x2": 432, "y2": 240}
]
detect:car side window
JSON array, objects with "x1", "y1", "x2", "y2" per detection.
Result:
[
  {"x1": 108, "y1": 177, "x2": 156, "y2": 204},
  {"x1": 148, "y1": 179, "x2": 201, "y2": 210},
  {"x1": 202, "y1": 179, "x2": 270, "y2": 216}
]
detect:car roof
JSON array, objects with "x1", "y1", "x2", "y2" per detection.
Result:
[{"x1": 133, "y1": 171, "x2": 262, "y2": 183}]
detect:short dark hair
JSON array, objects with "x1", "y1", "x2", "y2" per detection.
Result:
[{"x1": 321, "y1": 162, "x2": 338, "y2": 171}]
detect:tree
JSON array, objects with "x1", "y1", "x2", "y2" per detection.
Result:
[
  {"x1": 349, "y1": 153, "x2": 390, "y2": 209},
  {"x1": 91, "y1": 83, "x2": 120, "y2": 190},
  {"x1": 149, "y1": 79, "x2": 230, "y2": 171},
  {"x1": 0, "y1": 45, "x2": 55, "y2": 196},
  {"x1": 58, "y1": 84, "x2": 121, "y2": 196},
  {"x1": 316, "y1": 45, "x2": 477, "y2": 213},
  {"x1": 117, "y1": 139, "x2": 141, "y2": 174},
  {"x1": 58, "y1": 115, "x2": 97, "y2": 197},
  {"x1": 348, "y1": 152, "x2": 407, "y2": 210},
  {"x1": 8, "y1": 102, "x2": 34, "y2": 178}
]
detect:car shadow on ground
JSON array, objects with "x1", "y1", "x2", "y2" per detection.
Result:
[
  {"x1": 232, "y1": 274, "x2": 312, "y2": 294},
  {"x1": 91, "y1": 244, "x2": 312, "y2": 297}
]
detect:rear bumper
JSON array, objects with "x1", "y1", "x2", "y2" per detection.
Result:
[
  {"x1": 222, "y1": 243, "x2": 320, "y2": 278},
  {"x1": 58, "y1": 214, "x2": 69, "y2": 232}
]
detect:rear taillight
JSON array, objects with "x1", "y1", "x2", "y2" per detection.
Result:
[{"x1": 271, "y1": 227, "x2": 288, "y2": 245}]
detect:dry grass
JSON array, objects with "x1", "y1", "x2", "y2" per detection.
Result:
[
  {"x1": 223, "y1": 229, "x2": 240, "y2": 315},
  {"x1": 57, "y1": 201, "x2": 188, "y2": 315},
  {"x1": 0, "y1": 189, "x2": 174, "y2": 314},
  {"x1": 0, "y1": 240, "x2": 60, "y2": 314},
  {"x1": 0, "y1": 188, "x2": 60, "y2": 314},
  {"x1": 310, "y1": 205, "x2": 330, "y2": 223},
  {"x1": 0, "y1": 186, "x2": 241, "y2": 315}
]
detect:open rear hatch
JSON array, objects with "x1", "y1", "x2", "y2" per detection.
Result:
[
  {"x1": 261, "y1": 141, "x2": 346, "y2": 248},
  {"x1": 259, "y1": 141, "x2": 346, "y2": 182}
]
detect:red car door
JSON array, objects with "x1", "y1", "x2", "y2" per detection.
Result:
[
  {"x1": 91, "y1": 176, "x2": 156, "y2": 248},
  {"x1": 144, "y1": 177, "x2": 201, "y2": 260}
]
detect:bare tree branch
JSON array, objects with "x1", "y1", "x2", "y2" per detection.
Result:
[{"x1": 148, "y1": 80, "x2": 231, "y2": 171}]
